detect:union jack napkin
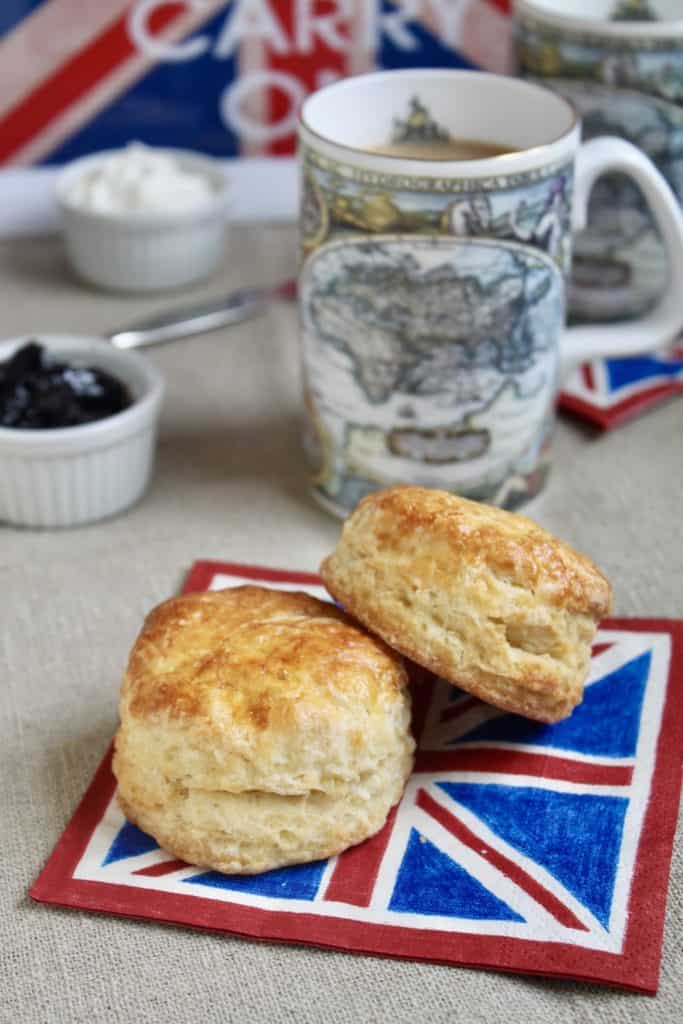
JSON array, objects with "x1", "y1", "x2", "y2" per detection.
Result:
[
  {"x1": 31, "y1": 561, "x2": 683, "y2": 994},
  {"x1": 559, "y1": 339, "x2": 683, "y2": 430}
]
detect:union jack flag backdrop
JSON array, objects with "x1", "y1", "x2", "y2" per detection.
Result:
[
  {"x1": 0, "y1": 0, "x2": 512, "y2": 166},
  {"x1": 32, "y1": 561, "x2": 683, "y2": 995}
]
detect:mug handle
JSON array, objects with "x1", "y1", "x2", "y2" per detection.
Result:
[{"x1": 560, "y1": 136, "x2": 683, "y2": 376}]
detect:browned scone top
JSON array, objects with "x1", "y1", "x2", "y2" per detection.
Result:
[
  {"x1": 123, "y1": 585, "x2": 405, "y2": 727},
  {"x1": 320, "y1": 486, "x2": 613, "y2": 723},
  {"x1": 113, "y1": 585, "x2": 414, "y2": 874}
]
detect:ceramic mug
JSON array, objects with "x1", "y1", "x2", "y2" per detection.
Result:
[
  {"x1": 514, "y1": 0, "x2": 683, "y2": 320},
  {"x1": 297, "y1": 69, "x2": 683, "y2": 517}
]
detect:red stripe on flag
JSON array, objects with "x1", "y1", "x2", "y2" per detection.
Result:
[
  {"x1": 323, "y1": 805, "x2": 397, "y2": 907},
  {"x1": 416, "y1": 788, "x2": 589, "y2": 931},
  {"x1": 0, "y1": 4, "x2": 185, "y2": 164},
  {"x1": 261, "y1": 1, "x2": 350, "y2": 157},
  {"x1": 414, "y1": 748, "x2": 633, "y2": 786},
  {"x1": 133, "y1": 859, "x2": 188, "y2": 878},
  {"x1": 582, "y1": 363, "x2": 595, "y2": 391},
  {"x1": 592, "y1": 643, "x2": 614, "y2": 659}
]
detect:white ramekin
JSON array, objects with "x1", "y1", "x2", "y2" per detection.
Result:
[
  {"x1": 56, "y1": 149, "x2": 229, "y2": 292},
  {"x1": 0, "y1": 335, "x2": 165, "y2": 528}
]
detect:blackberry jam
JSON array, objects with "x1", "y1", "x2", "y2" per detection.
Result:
[{"x1": 0, "y1": 341, "x2": 132, "y2": 429}]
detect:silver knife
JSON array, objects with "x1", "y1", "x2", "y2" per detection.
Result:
[{"x1": 108, "y1": 279, "x2": 296, "y2": 350}]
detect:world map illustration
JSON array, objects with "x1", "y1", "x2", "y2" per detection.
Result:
[
  {"x1": 300, "y1": 237, "x2": 563, "y2": 507},
  {"x1": 303, "y1": 237, "x2": 561, "y2": 406}
]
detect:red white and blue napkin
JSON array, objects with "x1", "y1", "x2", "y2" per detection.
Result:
[
  {"x1": 560, "y1": 339, "x2": 683, "y2": 430},
  {"x1": 31, "y1": 562, "x2": 683, "y2": 994}
]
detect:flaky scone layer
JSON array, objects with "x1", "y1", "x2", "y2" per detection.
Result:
[{"x1": 321, "y1": 487, "x2": 613, "y2": 723}]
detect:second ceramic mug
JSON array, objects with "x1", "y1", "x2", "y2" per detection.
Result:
[
  {"x1": 297, "y1": 69, "x2": 683, "y2": 517},
  {"x1": 514, "y1": 0, "x2": 683, "y2": 320}
]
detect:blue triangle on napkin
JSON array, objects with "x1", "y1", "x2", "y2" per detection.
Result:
[
  {"x1": 606, "y1": 353, "x2": 683, "y2": 391},
  {"x1": 102, "y1": 821, "x2": 159, "y2": 865},
  {"x1": 451, "y1": 651, "x2": 651, "y2": 759},
  {"x1": 438, "y1": 782, "x2": 628, "y2": 928},
  {"x1": 185, "y1": 859, "x2": 327, "y2": 901},
  {"x1": 389, "y1": 827, "x2": 524, "y2": 921}
]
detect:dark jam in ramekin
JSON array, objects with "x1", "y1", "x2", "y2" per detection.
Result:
[{"x1": 0, "y1": 341, "x2": 132, "y2": 429}]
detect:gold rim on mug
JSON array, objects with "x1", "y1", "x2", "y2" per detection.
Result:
[{"x1": 299, "y1": 69, "x2": 580, "y2": 166}]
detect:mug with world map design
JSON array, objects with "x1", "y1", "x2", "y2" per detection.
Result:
[
  {"x1": 298, "y1": 69, "x2": 683, "y2": 516},
  {"x1": 514, "y1": 0, "x2": 683, "y2": 320}
]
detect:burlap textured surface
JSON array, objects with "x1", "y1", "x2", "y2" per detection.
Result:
[{"x1": 1, "y1": 230, "x2": 681, "y2": 1023}]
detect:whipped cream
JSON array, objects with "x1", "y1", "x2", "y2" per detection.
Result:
[{"x1": 68, "y1": 143, "x2": 216, "y2": 215}]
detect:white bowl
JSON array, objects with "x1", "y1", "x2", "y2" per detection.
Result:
[
  {"x1": 56, "y1": 149, "x2": 228, "y2": 292},
  {"x1": 0, "y1": 335, "x2": 164, "y2": 528}
]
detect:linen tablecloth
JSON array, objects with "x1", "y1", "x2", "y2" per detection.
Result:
[{"x1": 1, "y1": 228, "x2": 681, "y2": 1024}]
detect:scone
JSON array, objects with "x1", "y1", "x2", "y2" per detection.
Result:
[
  {"x1": 113, "y1": 585, "x2": 414, "y2": 874},
  {"x1": 320, "y1": 486, "x2": 613, "y2": 723}
]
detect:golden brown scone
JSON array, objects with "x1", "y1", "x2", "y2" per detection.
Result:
[
  {"x1": 113, "y1": 586, "x2": 414, "y2": 874},
  {"x1": 320, "y1": 486, "x2": 613, "y2": 723}
]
